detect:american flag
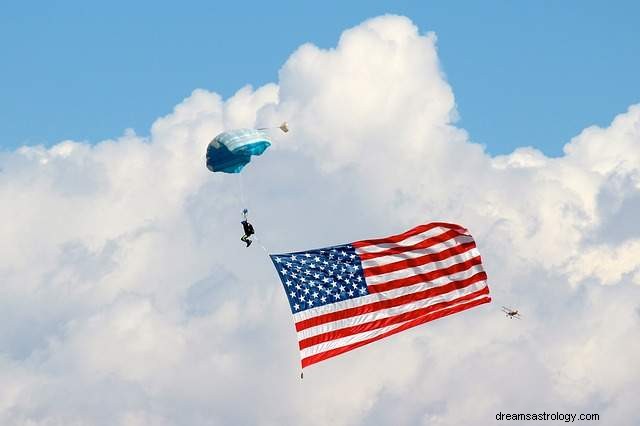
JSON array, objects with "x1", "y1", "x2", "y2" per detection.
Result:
[{"x1": 270, "y1": 222, "x2": 490, "y2": 368}]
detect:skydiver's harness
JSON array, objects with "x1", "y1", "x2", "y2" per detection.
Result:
[
  {"x1": 241, "y1": 209, "x2": 255, "y2": 237},
  {"x1": 242, "y1": 220, "x2": 255, "y2": 236}
]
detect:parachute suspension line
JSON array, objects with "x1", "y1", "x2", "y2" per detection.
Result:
[{"x1": 239, "y1": 173, "x2": 248, "y2": 210}]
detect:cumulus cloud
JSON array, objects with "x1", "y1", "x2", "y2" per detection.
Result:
[{"x1": 1, "y1": 14, "x2": 639, "y2": 425}]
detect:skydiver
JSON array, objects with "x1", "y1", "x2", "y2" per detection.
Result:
[{"x1": 240, "y1": 209, "x2": 255, "y2": 247}]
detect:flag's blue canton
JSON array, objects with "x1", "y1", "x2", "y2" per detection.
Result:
[{"x1": 270, "y1": 244, "x2": 369, "y2": 313}]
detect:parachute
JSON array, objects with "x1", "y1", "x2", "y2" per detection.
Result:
[
  {"x1": 206, "y1": 128, "x2": 271, "y2": 174},
  {"x1": 206, "y1": 123, "x2": 288, "y2": 174}
]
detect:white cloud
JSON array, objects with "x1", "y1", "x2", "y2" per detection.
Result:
[{"x1": 1, "y1": 14, "x2": 639, "y2": 426}]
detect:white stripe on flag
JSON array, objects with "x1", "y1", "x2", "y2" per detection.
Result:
[
  {"x1": 299, "y1": 291, "x2": 489, "y2": 359},
  {"x1": 292, "y1": 263, "x2": 486, "y2": 323},
  {"x1": 358, "y1": 234, "x2": 475, "y2": 269},
  {"x1": 354, "y1": 225, "x2": 458, "y2": 254},
  {"x1": 364, "y1": 248, "x2": 480, "y2": 285},
  {"x1": 297, "y1": 279, "x2": 488, "y2": 340}
]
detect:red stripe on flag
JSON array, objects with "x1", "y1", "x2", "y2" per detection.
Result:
[
  {"x1": 301, "y1": 295, "x2": 491, "y2": 368},
  {"x1": 352, "y1": 222, "x2": 467, "y2": 249},
  {"x1": 295, "y1": 271, "x2": 487, "y2": 332},
  {"x1": 363, "y1": 241, "x2": 477, "y2": 277},
  {"x1": 368, "y1": 256, "x2": 483, "y2": 293},
  {"x1": 356, "y1": 228, "x2": 465, "y2": 261},
  {"x1": 298, "y1": 286, "x2": 490, "y2": 350}
]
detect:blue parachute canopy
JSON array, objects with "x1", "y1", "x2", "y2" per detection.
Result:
[{"x1": 206, "y1": 128, "x2": 272, "y2": 174}]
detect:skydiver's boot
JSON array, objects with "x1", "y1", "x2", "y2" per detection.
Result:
[{"x1": 246, "y1": 239, "x2": 252, "y2": 247}]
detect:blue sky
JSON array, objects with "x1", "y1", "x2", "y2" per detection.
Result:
[{"x1": 1, "y1": 0, "x2": 638, "y2": 155}]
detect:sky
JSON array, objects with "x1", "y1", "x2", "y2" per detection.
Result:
[
  {"x1": 1, "y1": 1, "x2": 639, "y2": 156},
  {"x1": 1, "y1": 5, "x2": 640, "y2": 426}
]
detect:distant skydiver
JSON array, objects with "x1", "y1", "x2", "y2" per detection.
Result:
[{"x1": 240, "y1": 209, "x2": 255, "y2": 247}]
